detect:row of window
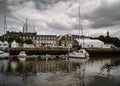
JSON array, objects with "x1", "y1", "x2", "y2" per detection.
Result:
[
  {"x1": 35, "y1": 41, "x2": 56, "y2": 44},
  {"x1": 20, "y1": 36, "x2": 78, "y2": 40},
  {"x1": 64, "y1": 37, "x2": 76, "y2": 40},
  {"x1": 22, "y1": 36, "x2": 57, "y2": 40}
]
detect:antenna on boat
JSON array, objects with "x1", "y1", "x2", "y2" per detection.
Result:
[{"x1": 78, "y1": 5, "x2": 85, "y2": 48}]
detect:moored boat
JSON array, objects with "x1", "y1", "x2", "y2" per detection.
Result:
[
  {"x1": 18, "y1": 51, "x2": 26, "y2": 61},
  {"x1": 0, "y1": 50, "x2": 9, "y2": 59},
  {"x1": 69, "y1": 49, "x2": 89, "y2": 59}
]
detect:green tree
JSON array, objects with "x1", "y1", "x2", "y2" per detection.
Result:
[
  {"x1": 0, "y1": 36, "x2": 4, "y2": 42},
  {"x1": 94, "y1": 35, "x2": 120, "y2": 47},
  {"x1": 8, "y1": 37, "x2": 14, "y2": 43},
  {"x1": 15, "y1": 37, "x2": 24, "y2": 44},
  {"x1": 24, "y1": 39, "x2": 33, "y2": 44}
]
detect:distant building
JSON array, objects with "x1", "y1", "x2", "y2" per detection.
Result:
[
  {"x1": 57, "y1": 34, "x2": 79, "y2": 48},
  {"x1": 6, "y1": 31, "x2": 57, "y2": 47},
  {"x1": 77, "y1": 39, "x2": 104, "y2": 48},
  {"x1": 5, "y1": 32, "x2": 80, "y2": 48},
  {"x1": 102, "y1": 44, "x2": 116, "y2": 48},
  {"x1": 33, "y1": 35, "x2": 57, "y2": 47},
  {"x1": 23, "y1": 19, "x2": 35, "y2": 33},
  {"x1": 107, "y1": 31, "x2": 110, "y2": 37},
  {"x1": 11, "y1": 40, "x2": 19, "y2": 48}
]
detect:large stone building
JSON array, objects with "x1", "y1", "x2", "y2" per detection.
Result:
[
  {"x1": 6, "y1": 31, "x2": 57, "y2": 47},
  {"x1": 57, "y1": 34, "x2": 79, "y2": 48},
  {"x1": 5, "y1": 19, "x2": 80, "y2": 48},
  {"x1": 33, "y1": 35, "x2": 57, "y2": 47}
]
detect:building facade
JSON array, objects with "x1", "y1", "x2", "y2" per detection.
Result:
[
  {"x1": 6, "y1": 32, "x2": 80, "y2": 48},
  {"x1": 57, "y1": 34, "x2": 79, "y2": 48},
  {"x1": 33, "y1": 35, "x2": 57, "y2": 47}
]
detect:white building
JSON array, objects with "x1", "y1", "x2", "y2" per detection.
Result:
[
  {"x1": 77, "y1": 39, "x2": 104, "y2": 48},
  {"x1": 102, "y1": 44, "x2": 116, "y2": 48},
  {"x1": 11, "y1": 40, "x2": 19, "y2": 48},
  {"x1": 23, "y1": 19, "x2": 35, "y2": 33}
]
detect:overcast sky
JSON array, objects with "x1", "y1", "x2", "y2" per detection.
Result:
[{"x1": 0, "y1": 0, "x2": 120, "y2": 37}]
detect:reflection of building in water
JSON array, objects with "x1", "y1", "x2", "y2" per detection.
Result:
[
  {"x1": 0, "y1": 60, "x2": 86, "y2": 73},
  {"x1": 0, "y1": 60, "x2": 88, "y2": 86}
]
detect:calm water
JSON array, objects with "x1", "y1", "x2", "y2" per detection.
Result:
[{"x1": 0, "y1": 57, "x2": 120, "y2": 86}]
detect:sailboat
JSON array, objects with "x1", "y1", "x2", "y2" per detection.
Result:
[{"x1": 69, "y1": 6, "x2": 89, "y2": 59}]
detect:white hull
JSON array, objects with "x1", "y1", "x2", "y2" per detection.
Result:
[
  {"x1": 68, "y1": 49, "x2": 89, "y2": 59},
  {"x1": 0, "y1": 52, "x2": 9, "y2": 59},
  {"x1": 18, "y1": 51, "x2": 26, "y2": 61}
]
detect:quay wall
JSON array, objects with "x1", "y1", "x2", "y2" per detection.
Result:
[
  {"x1": 5, "y1": 48, "x2": 120, "y2": 57},
  {"x1": 86, "y1": 48, "x2": 120, "y2": 57},
  {"x1": 6, "y1": 48, "x2": 73, "y2": 55}
]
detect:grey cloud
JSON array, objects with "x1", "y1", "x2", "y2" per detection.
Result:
[
  {"x1": 84, "y1": 1, "x2": 120, "y2": 29},
  {"x1": 33, "y1": 0, "x2": 73, "y2": 10},
  {"x1": 0, "y1": 0, "x2": 10, "y2": 15}
]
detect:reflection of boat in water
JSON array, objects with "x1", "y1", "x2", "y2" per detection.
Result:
[
  {"x1": 0, "y1": 50, "x2": 9, "y2": 58},
  {"x1": 18, "y1": 51, "x2": 26, "y2": 61},
  {"x1": 69, "y1": 49, "x2": 89, "y2": 59}
]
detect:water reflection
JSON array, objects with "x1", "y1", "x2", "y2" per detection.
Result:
[
  {"x1": 100, "y1": 59, "x2": 120, "y2": 76},
  {"x1": 0, "y1": 57, "x2": 120, "y2": 86},
  {"x1": 0, "y1": 60, "x2": 87, "y2": 74}
]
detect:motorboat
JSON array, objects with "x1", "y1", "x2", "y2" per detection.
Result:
[
  {"x1": 0, "y1": 50, "x2": 9, "y2": 58},
  {"x1": 18, "y1": 51, "x2": 26, "y2": 61},
  {"x1": 68, "y1": 49, "x2": 89, "y2": 59}
]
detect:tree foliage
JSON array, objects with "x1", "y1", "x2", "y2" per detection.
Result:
[
  {"x1": 0, "y1": 36, "x2": 33, "y2": 44},
  {"x1": 91, "y1": 35, "x2": 120, "y2": 47},
  {"x1": 24, "y1": 39, "x2": 33, "y2": 44}
]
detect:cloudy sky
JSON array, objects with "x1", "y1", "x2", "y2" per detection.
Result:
[{"x1": 0, "y1": 0, "x2": 120, "y2": 37}]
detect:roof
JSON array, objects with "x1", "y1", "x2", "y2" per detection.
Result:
[{"x1": 77, "y1": 39, "x2": 104, "y2": 43}]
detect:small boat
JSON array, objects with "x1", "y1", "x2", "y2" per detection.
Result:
[
  {"x1": 18, "y1": 51, "x2": 26, "y2": 61},
  {"x1": 19, "y1": 51, "x2": 26, "y2": 56},
  {"x1": 68, "y1": 49, "x2": 89, "y2": 59},
  {"x1": 0, "y1": 50, "x2": 9, "y2": 58}
]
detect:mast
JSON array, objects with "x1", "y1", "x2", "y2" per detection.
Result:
[
  {"x1": 4, "y1": 16, "x2": 7, "y2": 41},
  {"x1": 78, "y1": 6, "x2": 84, "y2": 48}
]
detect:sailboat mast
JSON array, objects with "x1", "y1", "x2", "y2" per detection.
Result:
[
  {"x1": 78, "y1": 6, "x2": 84, "y2": 48},
  {"x1": 4, "y1": 16, "x2": 7, "y2": 41}
]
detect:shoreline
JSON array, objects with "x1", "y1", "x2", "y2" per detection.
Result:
[{"x1": 5, "y1": 48, "x2": 120, "y2": 57}]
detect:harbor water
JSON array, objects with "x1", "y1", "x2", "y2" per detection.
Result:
[{"x1": 0, "y1": 57, "x2": 120, "y2": 86}]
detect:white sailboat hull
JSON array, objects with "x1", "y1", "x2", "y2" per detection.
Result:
[
  {"x1": 0, "y1": 51, "x2": 9, "y2": 59},
  {"x1": 68, "y1": 49, "x2": 89, "y2": 59}
]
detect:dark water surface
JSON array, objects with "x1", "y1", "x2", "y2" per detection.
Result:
[{"x1": 0, "y1": 57, "x2": 120, "y2": 86}]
